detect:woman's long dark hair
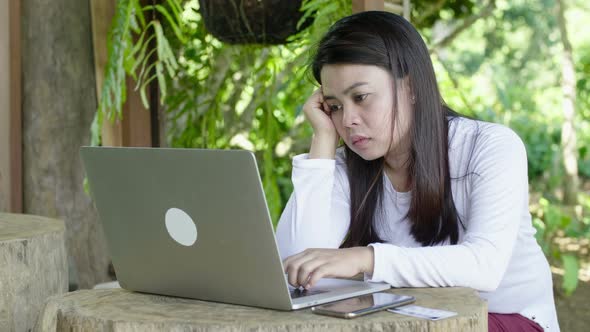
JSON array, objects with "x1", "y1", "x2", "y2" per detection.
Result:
[{"x1": 311, "y1": 11, "x2": 463, "y2": 247}]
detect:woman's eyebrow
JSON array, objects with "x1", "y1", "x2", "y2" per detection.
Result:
[
  {"x1": 343, "y1": 82, "x2": 368, "y2": 94},
  {"x1": 323, "y1": 82, "x2": 369, "y2": 100}
]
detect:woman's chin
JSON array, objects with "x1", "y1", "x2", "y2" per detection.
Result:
[{"x1": 349, "y1": 147, "x2": 383, "y2": 161}]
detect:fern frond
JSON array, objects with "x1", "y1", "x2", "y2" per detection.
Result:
[{"x1": 95, "y1": 0, "x2": 186, "y2": 145}]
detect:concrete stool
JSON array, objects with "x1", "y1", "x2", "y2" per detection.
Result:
[
  {"x1": 35, "y1": 286, "x2": 486, "y2": 331},
  {"x1": 0, "y1": 213, "x2": 68, "y2": 332}
]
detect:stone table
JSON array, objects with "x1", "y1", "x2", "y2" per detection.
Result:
[
  {"x1": 35, "y1": 287, "x2": 487, "y2": 331},
  {"x1": 0, "y1": 213, "x2": 68, "y2": 332}
]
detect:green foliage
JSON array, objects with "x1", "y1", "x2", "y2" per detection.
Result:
[
  {"x1": 429, "y1": 0, "x2": 590, "y2": 294},
  {"x1": 412, "y1": 0, "x2": 478, "y2": 29},
  {"x1": 92, "y1": 0, "x2": 185, "y2": 146},
  {"x1": 530, "y1": 193, "x2": 590, "y2": 296},
  {"x1": 533, "y1": 198, "x2": 573, "y2": 255}
]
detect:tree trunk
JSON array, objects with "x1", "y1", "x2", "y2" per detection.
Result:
[
  {"x1": 22, "y1": 0, "x2": 110, "y2": 288},
  {"x1": 556, "y1": 0, "x2": 579, "y2": 205}
]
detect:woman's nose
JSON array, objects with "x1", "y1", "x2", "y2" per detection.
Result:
[{"x1": 342, "y1": 105, "x2": 360, "y2": 127}]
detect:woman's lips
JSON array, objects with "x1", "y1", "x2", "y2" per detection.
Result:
[{"x1": 351, "y1": 135, "x2": 370, "y2": 147}]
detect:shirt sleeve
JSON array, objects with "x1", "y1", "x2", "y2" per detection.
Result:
[
  {"x1": 275, "y1": 152, "x2": 351, "y2": 260},
  {"x1": 367, "y1": 125, "x2": 529, "y2": 292}
]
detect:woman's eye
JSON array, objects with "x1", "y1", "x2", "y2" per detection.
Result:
[
  {"x1": 354, "y1": 94, "x2": 368, "y2": 102},
  {"x1": 329, "y1": 104, "x2": 343, "y2": 112}
]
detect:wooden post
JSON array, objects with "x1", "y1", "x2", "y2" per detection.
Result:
[
  {"x1": 352, "y1": 0, "x2": 384, "y2": 13},
  {"x1": 0, "y1": 0, "x2": 11, "y2": 211},
  {"x1": 9, "y1": 0, "x2": 22, "y2": 213},
  {"x1": 0, "y1": 0, "x2": 23, "y2": 213}
]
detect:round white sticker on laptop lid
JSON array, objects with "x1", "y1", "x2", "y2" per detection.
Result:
[{"x1": 165, "y1": 207, "x2": 197, "y2": 246}]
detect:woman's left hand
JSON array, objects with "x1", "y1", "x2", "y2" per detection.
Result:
[{"x1": 283, "y1": 247, "x2": 374, "y2": 289}]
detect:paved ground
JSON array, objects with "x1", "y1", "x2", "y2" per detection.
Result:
[{"x1": 553, "y1": 271, "x2": 590, "y2": 332}]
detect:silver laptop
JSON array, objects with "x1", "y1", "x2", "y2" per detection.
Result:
[{"x1": 80, "y1": 147, "x2": 390, "y2": 310}]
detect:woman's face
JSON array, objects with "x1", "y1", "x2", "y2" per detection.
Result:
[{"x1": 320, "y1": 64, "x2": 413, "y2": 161}]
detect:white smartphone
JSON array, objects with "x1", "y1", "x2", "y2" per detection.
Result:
[{"x1": 311, "y1": 292, "x2": 415, "y2": 319}]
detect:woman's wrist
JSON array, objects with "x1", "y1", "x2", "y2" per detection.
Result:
[
  {"x1": 354, "y1": 246, "x2": 375, "y2": 275},
  {"x1": 309, "y1": 133, "x2": 338, "y2": 159}
]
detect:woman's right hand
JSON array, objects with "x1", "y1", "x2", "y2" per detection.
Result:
[
  {"x1": 303, "y1": 88, "x2": 337, "y2": 138},
  {"x1": 303, "y1": 88, "x2": 339, "y2": 159}
]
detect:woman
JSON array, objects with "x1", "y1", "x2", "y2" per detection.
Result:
[{"x1": 276, "y1": 11, "x2": 559, "y2": 332}]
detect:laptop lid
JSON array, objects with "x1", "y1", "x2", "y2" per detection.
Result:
[{"x1": 81, "y1": 147, "x2": 294, "y2": 310}]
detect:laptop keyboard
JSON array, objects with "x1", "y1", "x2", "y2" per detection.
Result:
[{"x1": 289, "y1": 287, "x2": 328, "y2": 299}]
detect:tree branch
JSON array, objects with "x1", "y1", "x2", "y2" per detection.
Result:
[
  {"x1": 430, "y1": 0, "x2": 496, "y2": 52},
  {"x1": 431, "y1": 51, "x2": 474, "y2": 114},
  {"x1": 414, "y1": 0, "x2": 447, "y2": 27}
]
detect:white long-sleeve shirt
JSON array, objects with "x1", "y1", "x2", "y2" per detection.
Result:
[{"x1": 276, "y1": 117, "x2": 559, "y2": 331}]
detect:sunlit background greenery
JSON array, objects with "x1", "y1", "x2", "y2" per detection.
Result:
[{"x1": 96, "y1": 0, "x2": 590, "y2": 296}]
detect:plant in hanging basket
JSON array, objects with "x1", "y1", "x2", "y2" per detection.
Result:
[{"x1": 198, "y1": 0, "x2": 312, "y2": 44}]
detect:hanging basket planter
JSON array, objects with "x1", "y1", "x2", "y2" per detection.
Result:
[{"x1": 198, "y1": 0, "x2": 312, "y2": 45}]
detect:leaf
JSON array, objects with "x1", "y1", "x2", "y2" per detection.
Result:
[
  {"x1": 138, "y1": 73, "x2": 156, "y2": 108},
  {"x1": 128, "y1": 25, "x2": 152, "y2": 61},
  {"x1": 297, "y1": 1, "x2": 318, "y2": 29},
  {"x1": 165, "y1": 0, "x2": 183, "y2": 20},
  {"x1": 136, "y1": 59, "x2": 157, "y2": 91},
  {"x1": 98, "y1": 0, "x2": 134, "y2": 119},
  {"x1": 130, "y1": 34, "x2": 156, "y2": 77},
  {"x1": 132, "y1": 0, "x2": 146, "y2": 29},
  {"x1": 152, "y1": 23, "x2": 179, "y2": 81},
  {"x1": 152, "y1": 4, "x2": 187, "y2": 43},
  {"x1": 561, "y1": 254, "x2": 579, "y2": 296},
  {"x1": 83, "y1": 177, "x2": 91, "y2": 196},
  {"x1": 156, "y1": 62, "x2": 167, "y2": 101},
  {"x1": 90, "y1": 111, "x2": 102, "y2": 147}
]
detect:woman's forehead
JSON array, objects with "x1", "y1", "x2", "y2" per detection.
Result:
[{"x1": 320, "y1": 64, "x2": 392, "y2": 94}]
